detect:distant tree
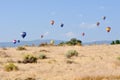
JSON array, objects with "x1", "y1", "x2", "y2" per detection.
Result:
[
  {"x1": 115, "y1": 40, "x2": 120, "y2": 44},
  {"x1": 111, "y1": 41, "x2": 115, "y2": 45},
  {"x1": 58, "y1": 38, "x2": 82, "y2": 46}
]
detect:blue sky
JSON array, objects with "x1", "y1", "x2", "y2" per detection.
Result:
[{"x1": 0, "y1": 0, "x2": 120, "y2": 42}]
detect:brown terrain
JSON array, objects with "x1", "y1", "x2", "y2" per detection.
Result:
[{"x1": 0, "y1": 45, "x2": 120, "y2": 80}]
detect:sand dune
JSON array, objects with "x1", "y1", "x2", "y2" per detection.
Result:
[{"x1": 0, "y1": 45, "x2": 120, "y2": 80}]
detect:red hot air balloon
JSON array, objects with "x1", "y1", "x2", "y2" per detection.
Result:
[
  {"x1": 96, "y1": 22, "x2": 100, "y2": 26},
  {"x1": 82, "y1": 32, "x2": 85, "y2": 36},
  {"x1": 50, "y1": 20, "x2": 55, "y2": 25}
]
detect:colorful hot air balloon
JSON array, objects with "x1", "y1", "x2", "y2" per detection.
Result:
[
  {"x1": 106, "y1": 27, "x2": 111, "y2": 32},
  {"x1": 21, "y1": 32, "x2": 26, "y2": 38},
  {"x1": 103, "y1": 16, "x2": 106, "y2": 20},
  {"x1": 60, "y1": 23, "x2": 64, "y2": 27},
  {"x1": 41, "y1": 35, "x2": 44, "y2": 38},
  {"x1": 50, "y1": 20, "x2": 55, "y2": 25},
  {"x1": 82, "y1": 32, "x2": 85, "y2": 36},
  {"x1": 96, "y1": 22, "x2": 100, "y2": 26},
  {"x1": 13, "y1": 40, "x2": 17, "y2": 44}
]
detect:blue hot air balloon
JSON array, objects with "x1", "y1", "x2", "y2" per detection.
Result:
[
  {"x1": 21, "y1": 32, "x2": 26, "y2": 38},
  {"x1": 18, "y1": 40, "x2": 20, "y2": 43},
  {"x1": 60, "y1": 23, "x2": 64, "y2": 27}
]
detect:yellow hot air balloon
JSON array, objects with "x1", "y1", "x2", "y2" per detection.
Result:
[
  {"x1": 50, "y1": 20, "x2": 55, "y2": 25},
  {"x1": 50, "y1": 40, "x2": 54, "y2": 45},
  {"x1": 106, "y1": 27, "x2": 111, "y2": 32}
]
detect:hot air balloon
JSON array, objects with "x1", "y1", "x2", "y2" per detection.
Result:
[
  {"x1": 60, "y1": 23, "x2": 64, "y2": 27},
  {"x1": 106, "y1": 27, "x2": 111, "y2": 32},
  {"x1": 50, "y1": 40, "x2": 54, "y2": 45},
  {"x1": 18, "y1": 40, "x2": 20, "y2": 43},
  {"x1": 13, "y1": 40, "x2": 17, "y2": 44},
  {"x1": 82, "y1": 32, "x2": 85, "y2": 36},
  {"x1": 41, "y1": 35, "x2": 44, "y2": 38},
  {"x1": 103, "y1": 16, "x2": 106, "y2": 20},
  {"x1": 50, "y1": 20, "x2": 55, "y2": 25},
  {"x1": 96, "y1": 22, "x2": 100, "y2": 26},
  {"x1": 21, "y1": 32, "x2": 26, "y2": 38}
]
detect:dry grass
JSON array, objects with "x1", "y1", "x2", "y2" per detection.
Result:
[{"x1": 0, "y1": 45, "x2": 120, "y2": 80}]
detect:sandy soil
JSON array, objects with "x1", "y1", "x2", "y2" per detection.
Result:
[{"x1": 0, "y1": 45, "x2": 120, "y2": 80}]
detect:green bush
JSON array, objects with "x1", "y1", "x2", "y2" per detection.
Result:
[
  {"x1": 117, "y1": 56, "x2": 120, "y2": 60},
  {"x1": 65, "y1": 50, "x2": 78, "y2": 58},
  {"x1": 4, "y1": 63, "x2": 18, "y2": 72},
  {"x1": 111, "y1": 41, "x2": 115, "y2": 45},
  {"x1": 116, "y1": 40, "x2": 120, "y2": 44},
  {"x1": 23, "y1": 54, "x2": 37, "y2": 63},
  {"x1": 111, "y1": 40, "x2": 120, "y2": 45},
  {"x1": 58, "y1": 38, "x2": 82, "y2": 46},
  {"x1": 39, "y1": 53, "x2": 47, "y2": 59},
  {"x1": 17, "y1": 46, "x2": 26, "y2": 50}
]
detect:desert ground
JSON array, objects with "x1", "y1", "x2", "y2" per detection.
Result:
[{"x1": 0, "y1": 44, "x2": 120, "y2": 80}]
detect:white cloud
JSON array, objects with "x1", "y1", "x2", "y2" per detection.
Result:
[
  {"x1": 65, "y1": 32, "x2": 75, "y2": 38},
  {"x1": 99, "y1": 6, "x2": 105, "y2": 9},
  {"x1": 44, "y1": 32, "x2": 49, "y2": 36},
  {"x1": 80, "y1": 22, "x2": 97, "y2": 29}
]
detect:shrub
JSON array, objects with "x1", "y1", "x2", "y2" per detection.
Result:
[
  {"x1": 4, "y1": 63, "x2": 18, "y2": 72},
  {"x1": 58, "y1": 38, "x2": 82, "y2": 46},
  {"x1": 111, "y1": 41, "x2": 115, "y2": 45},
  {"x1": 66, "y1": 60, "x2": 74, "y2": 64},
  {"x1": 117, "y1": 56, "x2": 120, "y2": 60},
  {"x1": 17, "y1": 46, "x2": 26, "y2": 50},
  {"x1": 39, "y1": 53, "x2": 47, "y2": 59},
  {"x1": 65, "y1": 50, "x2": 78, "y2": 58},
  {"x1": 24, "y1": 77, "x2": 36, "y2": 80},
  {"x1": 2, "y1": 47, "x2": 7, "y2": 50},
  {"x1": 39, "y1": 42, "x2": 48, "y2": 47},
  {"x1": 23, "y1": 54, "x2": 37, "y2": 63}
]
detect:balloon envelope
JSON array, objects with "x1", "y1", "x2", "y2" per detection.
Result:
[
  {"x1": 82, "y1": 32, "x2": 85, "y2": 36},
  {"x1": 103, "y1": 16, "x2": 106, "y2": 20},
  {"x1": 50, "y1": 20, "x2": 54, "y2": 25},
  {"x1": 18, "y1": 40, "x2": 20, "y2": 43},
  {"x1": 106, "y1": 27, "x2": 111, "y2": 32},
  {"x1": 96, "y1": 22, "x2": 100, "y2": 26},
  {"x1": 60, "y1": 23, "x2": 64, "y2": 27},
  {"x1": 21, "y1": 32, "x2": 26, "y2": 38},
  {"x1": 41, "y1": 35, "x2": 44, "y2": 38},
  {"x1": 13, "y1": 40, "x2": 17, "y2": 44}
]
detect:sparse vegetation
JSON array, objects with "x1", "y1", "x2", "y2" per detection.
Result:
[
  {"x1": 22, "y1": 54, "x2": 37, "y2": 63},
  {"x1": 2, "y1": 47, "x2": 7, "y2": 50},
  {"x1": 66, "y1": 60, "x2": 74, "y2": 64},
  {"x1": 4, "y1": 63, "x2": 19, "y2": 72},
  {"x1": 39, "y1": 53, "x2": 47, "y2": 59},
  {"x1": 59, "y1": 38, "x2": 82, "y2": 46},
  {"x1": 39, "y1": 42, "x2": 48, "y2": 47},
  {"x1": 24, "y1": 77, "x2": 36, "y2": 80},
  {"x1": 17, "y1": 46, "x2": 26, "y2": 50},
  {"x1": 65, "y1": 50, "x2": 78, "y2": 58},
  {"x1": 0, "y1": 51, "x2": 9, "y2": 57}
]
